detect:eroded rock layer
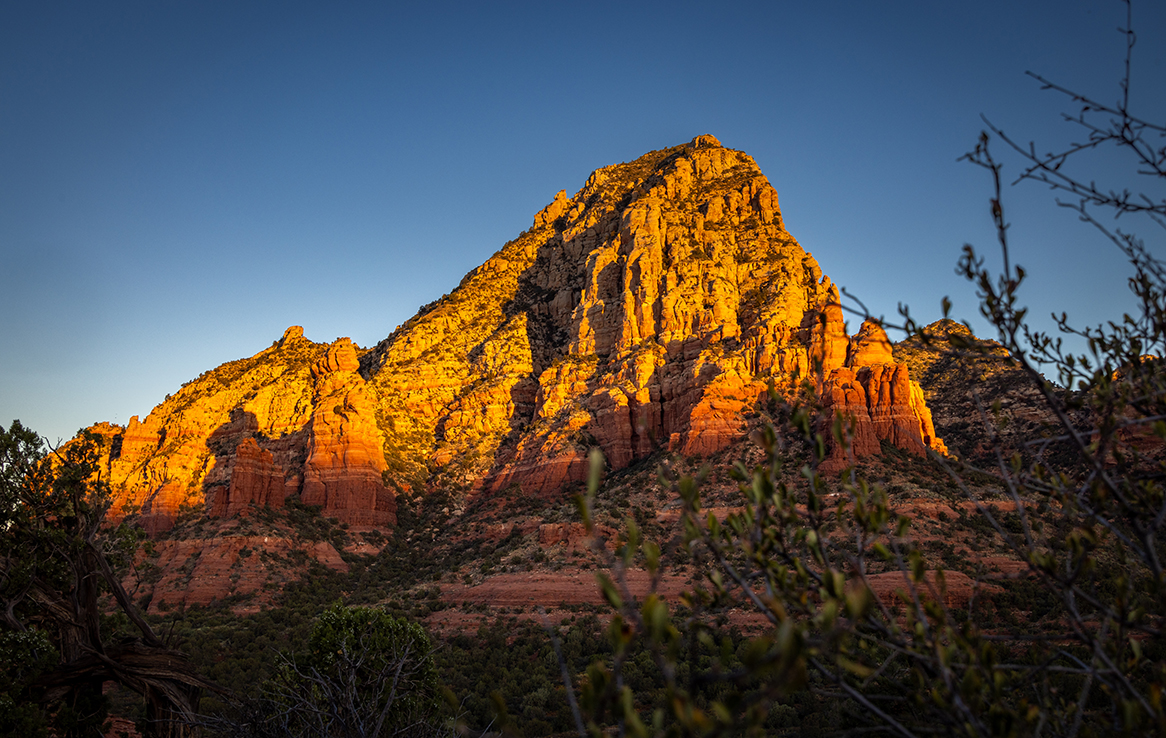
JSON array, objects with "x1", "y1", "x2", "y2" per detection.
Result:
[
  {"x1": 94, "y1": 327, "x2": 395, "y2": 533},
  {"x1": 301, "y1": 339, "x2": 397, "y2": 526},
  {"x1": 365, "y1": 135, "x2": 944, "y2": 492}
]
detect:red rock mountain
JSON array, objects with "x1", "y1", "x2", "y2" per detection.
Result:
[{"x1": 88, "y1": 135, "x2": 944, "y2": 533}]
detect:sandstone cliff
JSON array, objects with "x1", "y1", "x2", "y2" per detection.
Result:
[
  {"x1": 90, "y1": 135, "x2": 945, "y2": 531},
  {"x1": 364, "y1": 135, "x2": 944, "y2": 491},
  {"x1": 94, "y1": 326, "x2": 395, "y2": 533},
  {"x1": 301, "y1": 339, "x2": 397, "y2": 525}
]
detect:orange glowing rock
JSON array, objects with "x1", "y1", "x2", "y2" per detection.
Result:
[
  {"x1": 820, "y1": 320, "x2": 947, "y2": 472},
  {"x1": 83, "y1": 135, "x2": 945, "y2": 531},
  {"x1": 301, "y1": 339, "x2": 397, "y2": 526}
]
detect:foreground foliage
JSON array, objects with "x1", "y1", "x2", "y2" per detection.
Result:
[
  {"x1": 206, "y1": 603, "x2": 442, "y2": 738},
  {"x1": 0, "y1": 422, "x2": 214, "y2": 737}
]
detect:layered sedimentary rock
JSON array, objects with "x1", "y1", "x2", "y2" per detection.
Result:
[
  {"x1": 848, "y1": 318, "x2": 895, "y2": 367},
  {"x1": 93, "y1": 327, "x2": 395, "y2": 532},
  {"x1": 137, "y1": 531, "x2": 350, "y2": 615},
  {"x1": 209, "y1": 438, "x2": 285, "y2": 518},
  {"x1": 95, "y1": 326, "x2": 322, "y2": 534},
  {"x1": 89, "y1": 135, "x2": 945, "y2": 528}
]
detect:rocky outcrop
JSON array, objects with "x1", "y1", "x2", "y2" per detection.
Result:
[
  {"x1": 893, "y1": 319, "x2": 1075, "y2": 468},
  {"x1": 821, "y1": 319, "x2": 947, "y2": 472},
  {"x1": 810, "y1": 302, "x2": 850, "y2": 381},
  {"x1": 847, "y1": 318, "x2": 895, "y2": 367},
  {"x1": 136, "y1": 531, "x2": 349, "y2": 615},
  {"x1": 301, "y1": 339, "x2": 397, "y2": 526},
  {"x1": 537, "y1": 522, "x2": 616, "y2": 551},
  {"x1": 88, "y1": 325, "x2": 323, "y2": 532},
  {"x1": 209, "y1": 438, "x2": 285, "y2": 518},
  {"x1": 92, "y1": 327, "x2": 394, "y2": 533}
]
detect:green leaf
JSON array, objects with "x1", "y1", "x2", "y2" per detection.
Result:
[
  {"x1": 837, "y1": 656, "x2": 874, "y2": 678},
  {"x1": 643, "y1": 540, "x2": 661, "y2": 576},
  {"x1": 574, "y1": 493, "x2": 592, "y2": 533},
  {"x1": 641, "y1": 594, "x2": 670, "y2": 641},
  {"x1": 846, "y1": 585, "x2": 873, "y2": 619},
  {"x1": 825, "y1": 569, "x2": 845, "y2": 597},
  {"x1": 587, "y1": 447, "x2": 605, "y2": 496},
  {"x1": 596, "y1": 572, "x2": 622, "y2": 610}
]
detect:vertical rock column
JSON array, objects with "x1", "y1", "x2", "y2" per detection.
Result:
[{"x1": 301, "y1": 339, "x2": 397, "y2": 526}]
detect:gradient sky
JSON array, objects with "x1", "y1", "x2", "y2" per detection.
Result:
[{"x1": 3, "y1": 1, "x2": 1163, "y2": 445}]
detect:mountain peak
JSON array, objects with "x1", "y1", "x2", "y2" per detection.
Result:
[{"x1": 85, "y1": 139, "x2": 945, "y2": 540}]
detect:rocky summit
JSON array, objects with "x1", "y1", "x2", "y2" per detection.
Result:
[{"x1": 87, "y1": 135, "x2": 945, "y2": 535}]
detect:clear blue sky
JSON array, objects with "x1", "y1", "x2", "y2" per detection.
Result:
[{"x1": 3, "y1": 1, "x2": 1163, "y2": 444}]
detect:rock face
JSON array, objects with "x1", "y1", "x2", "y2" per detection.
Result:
[
  {"x1": 93, "y1": 327, "x2": 395, "y2": 533},
  {"x1": 89, "y1": 136, "x2": 944, "y2": 531},
  {"x1": 135, "y1": 529, "x2": 350, "y2": 615},
  {"x1": 209, "y1": 438, "x2": 285, "y2": 518},
  {"x1": 364, "y1": 134, "x2": 917, "y2": 495},
  {"x1": 93, "y1": 326, "x2": 322, "y2": 534}
]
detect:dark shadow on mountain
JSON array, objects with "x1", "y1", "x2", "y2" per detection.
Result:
[{"x1": 204, "y1": 408, "x2": 261, "y2": 515}]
